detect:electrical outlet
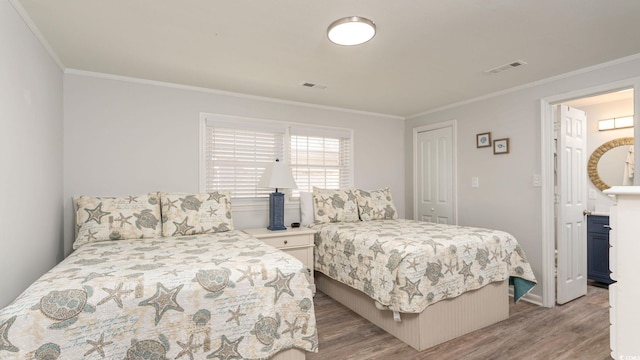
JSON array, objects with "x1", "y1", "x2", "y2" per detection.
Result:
[{"x1": 471, "y1": 177, "x2": 479, "y2": 188}]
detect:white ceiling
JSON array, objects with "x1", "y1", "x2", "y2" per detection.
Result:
[
  {"x1": 564, "y1": 89, "x2": 634, "y2": 108},
  {"x1": 16, "y1": 0, "x2": 640, "y2": 117}
]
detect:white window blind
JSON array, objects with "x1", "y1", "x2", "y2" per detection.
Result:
[
  {"x1": 289, "y1": 133, "x2": 352, "y2": 195},
  {"x1": 203, "y1": 120, "x2": 284, "y2": 199},
  {"x1": 201, "y1": 114, "x2": 353, "y2": 202}
]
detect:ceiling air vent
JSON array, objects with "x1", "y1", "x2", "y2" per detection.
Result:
[
  {"x1": 484, "y1": 60, "x2": 528, "y2": 75},
  {"x1": 301, "y1": 82, "x2": 327, "y2": 90}
]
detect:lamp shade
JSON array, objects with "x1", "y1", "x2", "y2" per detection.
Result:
[{"x1": 258, "y1": 160, "x2": 297, "y2": 190}]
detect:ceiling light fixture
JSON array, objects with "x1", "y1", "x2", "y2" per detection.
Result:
[{"x1": 327, "y1": 16, "x2": 376, "y2": 46}]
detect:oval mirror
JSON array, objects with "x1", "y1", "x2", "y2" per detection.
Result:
[{"x1": 587, "y1": 137, "x2": 634, "y2": 191}]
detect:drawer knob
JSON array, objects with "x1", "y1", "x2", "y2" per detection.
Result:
[{"x1": 284, "y1": 240, "x2": 288, "y2": 245}]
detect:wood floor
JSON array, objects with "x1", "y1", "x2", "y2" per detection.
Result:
[{"x1": 308, "y1": 285, "x2": 610, "y2": 360}]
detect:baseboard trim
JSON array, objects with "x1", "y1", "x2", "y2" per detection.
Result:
[{"x1": 509, "y1": 287, "x2": 544, "y2": 307}]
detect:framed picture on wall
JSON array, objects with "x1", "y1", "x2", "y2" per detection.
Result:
[
  {"x1": 493, "y1": 138, "x2": 510, "y2": 154},
  {"x1": 476, "y1": 132, "x2": 492, "y2": 148}
]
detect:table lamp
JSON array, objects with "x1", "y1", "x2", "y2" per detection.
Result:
[{"x1": 258, "y1": 159, "x2": 297, "y2": 230}]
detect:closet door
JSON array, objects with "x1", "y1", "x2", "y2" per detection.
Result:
[{"x1": 415, "y1": 125, "x2": 454, "y2": 224}]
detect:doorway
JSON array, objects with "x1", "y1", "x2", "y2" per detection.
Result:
[
  {"x1": 541, "y1": 79, "x2": 639, "y2": 307},
  {"x1": 556, "y1": 91, "x2": 634, "y2": 305}
]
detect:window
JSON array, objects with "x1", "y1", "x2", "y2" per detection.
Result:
[
  {"x1": 200, "y1": 114, "x2": 353, "y2": 204},
  {"x1": 289, "y1": 127, "x2": 352, "y2": 196}
]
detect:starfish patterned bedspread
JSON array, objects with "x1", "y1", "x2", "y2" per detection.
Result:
[
  {"x1": 0, "y1": 231, "x2": 317, "y2": 359},
  {"x1": 312, "y1": 219, "x2": 537, "y2": 313}
]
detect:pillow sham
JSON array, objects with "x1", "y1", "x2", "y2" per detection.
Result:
[
  {"x1": 161, "y1": 191, "x2": 233, "y2": 236},
  {"x1": 312, "y1": 187, "x2": 359, "y2": 223},
  {"x1": 355, "y1": 187, "x2": 398, "y2": 220},
  {"x1": 73, "y1": 192, "x2": 161, "y2": 249},
  {"x1": 299, "y1": 191, "x2": 314, "y2": 226}
]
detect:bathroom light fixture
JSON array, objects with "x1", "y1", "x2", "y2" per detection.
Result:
[
  {"x1": 598, "y1": 116, "x2": 634, "y2": 131},
  {"x1": 327, "y1": 16, "x2": 376, "y2": 46}
]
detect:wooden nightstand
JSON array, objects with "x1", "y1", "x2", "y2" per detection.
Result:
[{"x1": 243, "y1": 227, "x2": 316, "y2": 292}]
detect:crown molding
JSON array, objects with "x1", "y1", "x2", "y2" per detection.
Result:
[
  {"x1": 407, "y1": 52, "x2": 640, "y2": 120},
  {"x1": 9, "y1": 0, "x2": 65, "y2": 71},
  {"x1": 64, "y1": 69, "x2": 405, "y2": 121}
]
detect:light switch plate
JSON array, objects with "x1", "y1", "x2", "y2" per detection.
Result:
[{"x1": 532, "y1": 174, "x2": 541, "y2": 187}]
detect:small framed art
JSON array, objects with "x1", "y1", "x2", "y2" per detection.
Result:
[
  {"x1": 493, "y1": 138, "x2": 510, "y2": 154},
  {"x1": 476, "y1": 132, "x2": 491, "y2": 148}
]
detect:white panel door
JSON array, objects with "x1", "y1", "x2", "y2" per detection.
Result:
[
  {"x1": 556, "y1": 105, "x2": 588, "y2": 305},
  {"x1": 416, "y1": 127, "x2": 453, "y2": 224}
]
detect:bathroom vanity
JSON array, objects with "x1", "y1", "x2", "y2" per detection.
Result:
[{"x1": 586, "y1": 214, "x2": 614, "y2": 284}]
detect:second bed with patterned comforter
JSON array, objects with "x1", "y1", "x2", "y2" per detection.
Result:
[{"x1": 312, "y1": 219, "x2": 536, "y2": 313}]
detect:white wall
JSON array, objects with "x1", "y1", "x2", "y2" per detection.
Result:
[
  {"x1": 0, "y1": 2, "x2": 63, "y2": 307},
  {"x1": 63, "y1": 73, "x2": 405, "y2": 255},
  {"x1": 578, "y1": 98, "x2": 633, "y2": 213},
  {"x1": 405, "y1": 56, "x2": 640, "y2": 300}
]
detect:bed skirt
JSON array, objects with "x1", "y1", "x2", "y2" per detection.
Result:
[{"x1": 315, "y1": 272, "x2": 509, "y2": 351}]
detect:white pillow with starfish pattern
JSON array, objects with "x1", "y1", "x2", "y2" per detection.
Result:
[
  {"x1": 354, "y1": 187, "x2": 398, "y2": 221},
  {"x1": 73, "y1": 192, "x2": 162, "y2": 249},
  {"x1": 312, "y1": 187, "x2": 359, "y2": 223},
  {"x1": 160, "y1": 191, "x2": 233, "y2": 237}
]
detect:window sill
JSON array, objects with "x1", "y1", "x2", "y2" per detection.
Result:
[{"x1": 232, "y1": 199, "x2": 300, "y2": 212}]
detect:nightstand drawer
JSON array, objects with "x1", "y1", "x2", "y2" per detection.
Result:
[
  {"x1": 259, "y1": 234, "x2": 311, "y2": 249},
  {"x1": 243, "y1": 227, "x2": 316, "y2": 294}
]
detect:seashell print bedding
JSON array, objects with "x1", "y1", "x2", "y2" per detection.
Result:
[
  {"x1": 312, "y1": 219, "x2": 537, "y2": 313},
  {"x1": 0, "y1": 231, "x2": 317, "y2": 359}
]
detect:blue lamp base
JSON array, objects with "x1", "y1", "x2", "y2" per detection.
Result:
[{"x1": 267, "y1": 191, "x2": 286, "y2": 231}]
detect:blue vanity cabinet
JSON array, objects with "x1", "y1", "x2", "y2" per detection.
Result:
[{"x1": 587, "y1": 215, "x2": 615, "y2": 284}]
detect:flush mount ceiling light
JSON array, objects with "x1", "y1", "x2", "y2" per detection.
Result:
[{"x1": 327, "y1": 16, "x2": 376, "y2": 46}]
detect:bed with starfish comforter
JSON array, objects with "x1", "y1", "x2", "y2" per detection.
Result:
[
  {"x1": 0, "y1": 231, "x2": 317, "y2": 359},
  {"x1": 312, "y1": 219, "x2": 536, "y2": 351},
  {"x1": 312, "y1": 219, "x2": 536, "y2": 314}
]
